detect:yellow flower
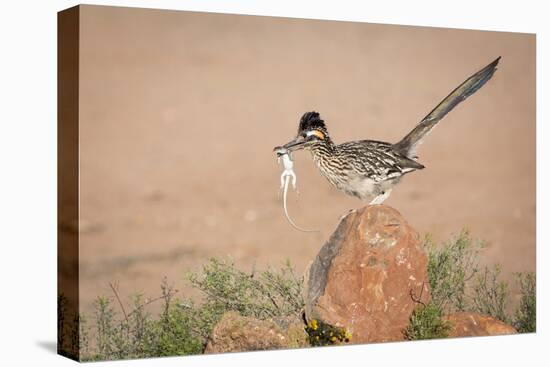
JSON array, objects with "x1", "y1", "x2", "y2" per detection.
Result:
[
  {"x1": 309, "y1": 319, "x2": 318, "y2": 330},
  {"x1": 344, "y1": 330, "x2": 353, "y2": 341}
]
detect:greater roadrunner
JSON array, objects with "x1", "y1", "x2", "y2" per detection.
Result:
[{"x1": 275, "y1": 57, "x2": 501, "y2": 204}]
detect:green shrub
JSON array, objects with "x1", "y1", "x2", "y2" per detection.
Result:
[
  {"x1": 471, "y1": 265, "x2": 509, "y2": 323},
  {"x1": 57, "y1": 294, "x2": 68, "y2": 353},
  {"x1": 404, "y1": 302, "x2": 451, "y2": 340},
  {"x1": 425, "y1": 230, "x2": 485, "y2": 312},
  {"x1": 83, "y1": 281, "x2": 207, "y2": 361},
  {"x1": 93, "y1": 296, "x2": 115, "y2": 359},
  {"x1": 422, "y1": 230, "x2": 536, "y2": 329},
  {"x1": 188, "y1": 258, "x2": 304, "y2": 320},
  {"x1": 513, "y1": 272, "x2": 536, "y2": 333},
  {"x1": 81, "y1": 259, "x2": 304, "y2": 361},
  {"x1": 57, "y1": 293, "x2": 81, "y2": 359}
]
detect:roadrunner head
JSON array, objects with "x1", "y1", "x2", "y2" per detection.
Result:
[{"x1": 278, "y1": 111, "x2": 330, "y2": 152}]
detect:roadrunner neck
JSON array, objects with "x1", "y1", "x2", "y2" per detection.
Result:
[{"x1": 308, "y1": 133, "x2": 336, "y2": 157}]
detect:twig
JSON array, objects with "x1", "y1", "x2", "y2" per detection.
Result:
[
  {"x1": 250, "y1": 261, "x2": 256, "y2": 278},
  {"x1": 410, "y1": 281, "x2": 427, "y2": 307},
  {"x1": 126, "y1": 289, "x2": 179, "y2": 319},
  {"x1": 109, "y1": 282, "x2": 129, "y2": 323},
  {"x1": 266, "y1": 291, "x2": 281, "y2": 312}
]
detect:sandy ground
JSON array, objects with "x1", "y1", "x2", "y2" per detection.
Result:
[{"x1": 75, "y1": 6, "x2": 535, "y2": 317}]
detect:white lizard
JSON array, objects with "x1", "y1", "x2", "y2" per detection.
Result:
[{"x1": 275, "y1": 146, "x2": 319, "y2": 233}]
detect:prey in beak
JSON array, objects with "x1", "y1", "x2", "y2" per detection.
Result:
[{"x1": 273, "y1": 135, "x2": 307, "y2": 154}]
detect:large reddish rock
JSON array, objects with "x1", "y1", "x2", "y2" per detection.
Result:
[
  {"x1": 444, "y1": 312, "x2": 517, "y2": 337},
  {"x1": 304, "y1": 205, "x2": 430, "y2": 343},
  {"x1": 204, "y1": 312, "x2": 308, "y2": 354}
]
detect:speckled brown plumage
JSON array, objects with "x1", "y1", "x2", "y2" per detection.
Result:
[{"x1": 276, "y1": 57, "x2": 501, "y2": 203}]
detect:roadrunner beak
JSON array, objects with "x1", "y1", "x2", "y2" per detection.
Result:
[{"x1": 280, "y1": 136, "x2": 307, "y2": 152}]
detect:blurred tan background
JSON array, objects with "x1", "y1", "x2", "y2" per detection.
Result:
[{"x1": 77, "y1": 5, "x2": 535, "y2": 315}]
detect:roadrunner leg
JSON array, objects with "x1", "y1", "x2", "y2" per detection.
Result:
[{"x1": 370, "y1": 189, "x2": 392, "y2": 205}]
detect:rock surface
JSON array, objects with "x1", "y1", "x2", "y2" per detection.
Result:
[
  {"x1": 204, "y1": 312, "x2": 308, "y2": 354},
  {"x1": 272, "y1": 315, "x2": 310, "y2": 348},
  {"x1": 304, "y1": 205, "x2": 430, "y2": 343},
  {"x1": 444, "y1": 312, "x2": 517, "y2": 337}
]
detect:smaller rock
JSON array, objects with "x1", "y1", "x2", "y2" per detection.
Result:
[
  {"x1": 272, "y1": 315, "x2": 309, "y2": 348},
  {"x1": 443, "y1": 312, "x2": 517, "y2": 337},
  {"x1": 285, "y1": 322, "x2": 310, "y2": 348},
  {"x1": 204, "y1": 312, "x2": 307, "y2": 354}
]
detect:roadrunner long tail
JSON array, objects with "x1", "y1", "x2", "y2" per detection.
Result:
[{"x1": 393, "y1": 56, "x2": 501, "y2": 158}]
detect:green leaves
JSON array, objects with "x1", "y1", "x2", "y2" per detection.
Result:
[
  {"x1": 471, "y1": 265, "x2": 509, "y2": 323},
  {"x1": 82, "y1": 259, "x2": 304, "y2": 361},
  {"x1": 188, "y1": 258, "x2": 304, "y2": 320},
  {"x1": 425, "y1": 229, "x2": 485, "y2": 313},
  {"x1": 405, "y1": 302, "x2": 451, "y2": 340},
  {"x1": 513, "y1": 272, "x2": 536, "y2": 333},
  {"x1": 419, "y1": 229, "x2": 536, "y2": 338}
]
